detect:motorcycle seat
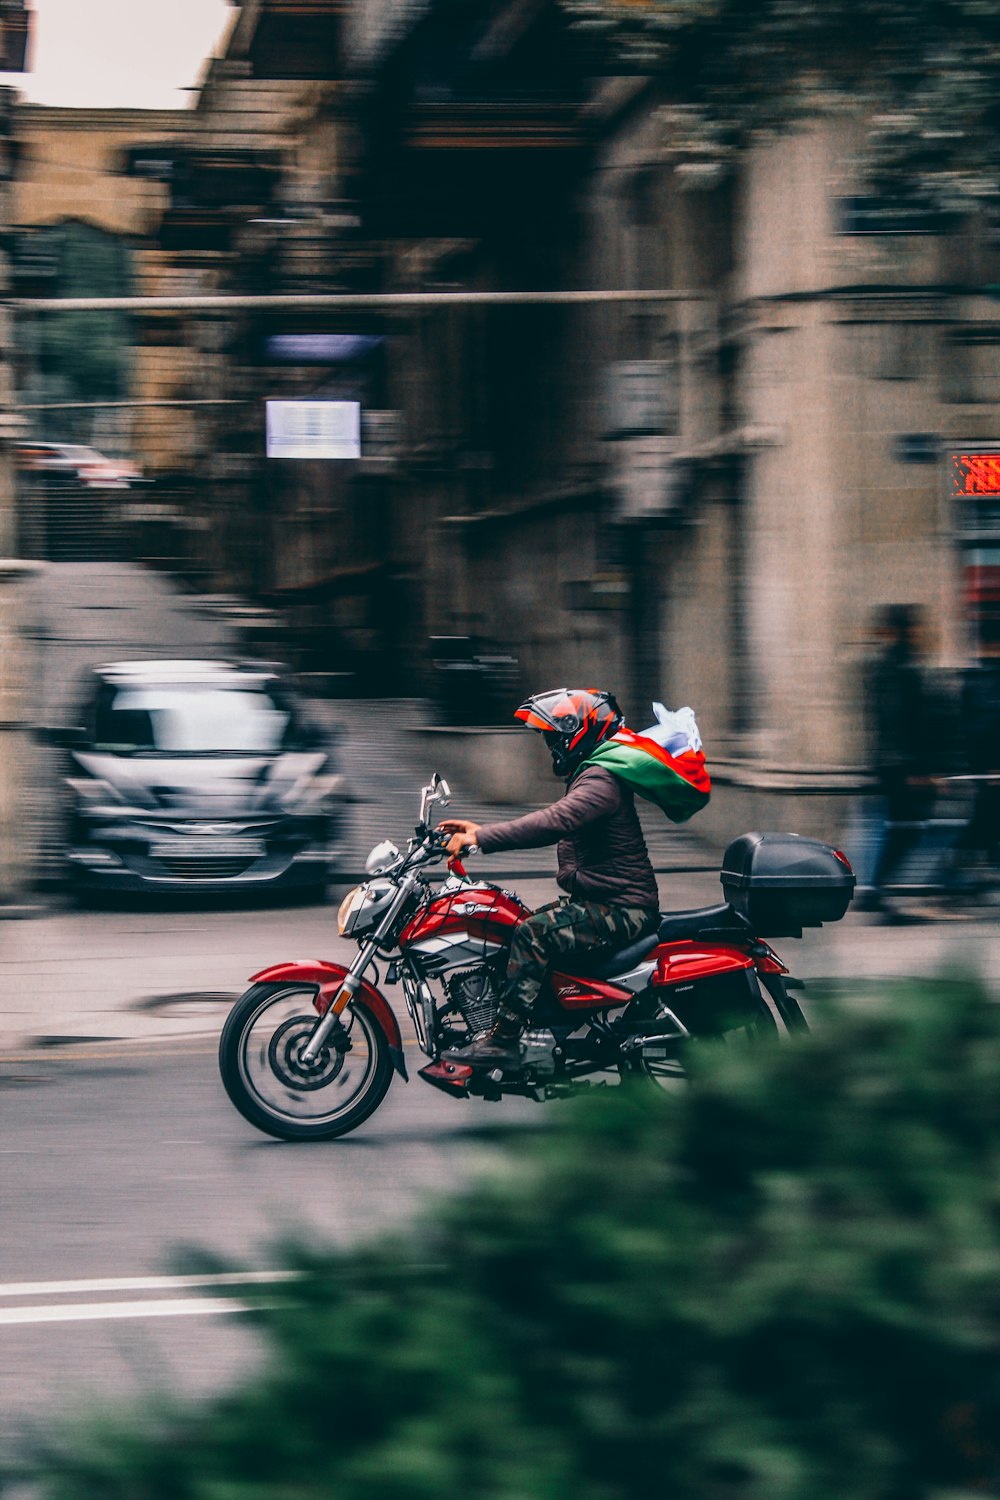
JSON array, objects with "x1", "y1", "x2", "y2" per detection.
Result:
[
  {"x1": 656, "y1": 902, "x2": 750, "y2": 944},
  {"x1": 559, "y1": 905, "x2": 750, "y2": 984},
  {"x1": 563, "y1": 932, "x2": 659, "y2": 981}
]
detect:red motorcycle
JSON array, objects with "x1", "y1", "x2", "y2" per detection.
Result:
[{"x1": 219, "y1": 774, "x2": 855, "y2": 1140}]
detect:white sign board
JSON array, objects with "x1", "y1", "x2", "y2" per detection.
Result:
[{"x1": 265, "y1": 400, "x2": 361, "y2": 460}]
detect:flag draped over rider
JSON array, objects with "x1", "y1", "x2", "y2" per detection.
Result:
[{"x1": 576, "y1": 708, "x2": 711, "y2": 823}]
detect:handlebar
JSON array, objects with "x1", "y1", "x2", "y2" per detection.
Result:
[{"x1": 395, "y1": 822, "x2": 485, "y2": 880}]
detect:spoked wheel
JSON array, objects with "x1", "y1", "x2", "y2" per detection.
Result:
[
  {"x1": 219, "y1": 983, "x2": 393, "y2": 1140},
  {"x1": 621, "y1": 997, "x2": 779, "y2": 1092}
]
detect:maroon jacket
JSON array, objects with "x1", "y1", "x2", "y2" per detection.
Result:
[{"x1": 476, "y1": 765, "x2": 660, "y2": 911}]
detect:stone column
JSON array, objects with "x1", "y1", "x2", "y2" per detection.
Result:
[
  {"x1": 0, "y1": 560, "x2": 40, "y2": 910},
  {"x1": 0, "y1": 77, "x2": 41, "y2": 911}
]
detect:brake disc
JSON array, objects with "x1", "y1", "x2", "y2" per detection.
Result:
[{"x1": 267, "y1": 1016, "x2": 347, "y2": 1092}]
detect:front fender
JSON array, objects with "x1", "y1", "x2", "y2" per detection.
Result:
[{"x1": 249, "y1": 960, "x2": 408, "y2": 1080}]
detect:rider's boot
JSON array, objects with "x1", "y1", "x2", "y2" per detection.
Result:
[{"x1": 443, "y1": 1011, "x2": 523, "y2": 1070}]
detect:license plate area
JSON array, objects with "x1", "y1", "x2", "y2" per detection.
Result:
[{"x1": 149, "y1": 838, "x2": 265, "y2": 860}]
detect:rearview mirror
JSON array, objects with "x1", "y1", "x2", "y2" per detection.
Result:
[{"x1": 419, "y1": 772, "x2": 452, "y2": 826}]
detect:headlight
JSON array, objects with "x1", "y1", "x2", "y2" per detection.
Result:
[
  {"x1": 338, "y1": 885, "x2": 365, "y2": 935},
  {"x1": 365, "y1": 839, "x2": 399, "y2": 876},
  {"x1": 337, "y1": 879, "x2": 395, "y2": 937},
  {"x1": 66, "y1": 777, "x2": 122, "y2": 809},
  {"x1": 284, "y1": 772, "x2": 344, "y2": 814}
]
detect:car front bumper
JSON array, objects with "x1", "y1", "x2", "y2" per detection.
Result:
[{"x1": 66, "y1": 815, "x2": 344, "y2": 895}]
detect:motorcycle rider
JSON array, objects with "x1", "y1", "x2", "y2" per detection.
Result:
[{"x1": 438, "y1": 688, "x2": 660, "y2": 1070}]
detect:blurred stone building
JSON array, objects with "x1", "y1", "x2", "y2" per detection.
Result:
[
  {"x1": 10, "y1": 105, "x2": 191, "y2": 455},
  {"x1": 10, "y1": 0, "x2": 1000, "y2": 839},
  {"x1": 336, "y1": 1, "x2": 1000, "y2": 837},
  {"x1": 0, "y1": 0, "x2": 34, "y2": 906}
]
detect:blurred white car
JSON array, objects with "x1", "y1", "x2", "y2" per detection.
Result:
[
  {"x1": 50, "y1": 659, "x2": 348, "y2": 902},
  {"x1": 17, "y1": 442, "x2": 144, "y2": 489}
]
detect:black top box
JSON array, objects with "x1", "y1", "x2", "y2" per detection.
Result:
[{"x1": 721, "y1": 832, "x2": 856, "y2": 938}]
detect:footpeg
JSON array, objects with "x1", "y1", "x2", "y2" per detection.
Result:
[{"x1": 418, "y1": 1060, "x2": 474, "y2": 1098}]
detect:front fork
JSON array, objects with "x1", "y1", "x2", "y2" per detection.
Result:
[
  {"x1": 300, "y1": 875, "x2": 420, "y2": 1065},
  {"x1": 299, "y1": 954, "x2": 370, "y2": 1064}
]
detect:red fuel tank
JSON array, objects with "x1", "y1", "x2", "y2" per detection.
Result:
[{"x1": 400, "y1": 882, "x2": 531, "y2": 966}]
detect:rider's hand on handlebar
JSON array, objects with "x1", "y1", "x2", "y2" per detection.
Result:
[{"x1": 436, "y1": 818, "x2": 481, "y2": 857}]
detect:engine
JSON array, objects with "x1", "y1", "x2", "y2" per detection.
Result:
[{"x1": 445, "y1": 965, "x2": 500, "y2": 1039}]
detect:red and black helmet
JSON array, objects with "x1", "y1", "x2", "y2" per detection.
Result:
[{"x1": 515, "y1": 688, "x2": 623, "y2": 778}]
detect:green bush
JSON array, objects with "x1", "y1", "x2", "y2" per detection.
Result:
[{"x1": 21, "y1": 980, "x2": 1000, "y2": 1499}]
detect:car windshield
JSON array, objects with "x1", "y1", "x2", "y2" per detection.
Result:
[{"x1": 92, "y1": 684, "x2": 297, "y2": 755}]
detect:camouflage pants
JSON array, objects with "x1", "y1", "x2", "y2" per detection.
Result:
[{"x1": 498, "y1": 897, "x2": 659, "y2": 1025}]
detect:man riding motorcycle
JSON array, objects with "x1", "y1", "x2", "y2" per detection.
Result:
[{"x1": 438, "y1": 688, "x2": 660, "y2": 1070}]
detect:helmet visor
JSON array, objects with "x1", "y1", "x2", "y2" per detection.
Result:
[
  {"x1": 516, "y1": 704, "x2": 563, "y2": 732},
  {"x1": 515, "y1": 690, "x2": 590, "y2": 734}
]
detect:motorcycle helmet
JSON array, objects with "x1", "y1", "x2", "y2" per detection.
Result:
[{"x1": 515, "y1": 688, "x2": 623, "y2": 778}]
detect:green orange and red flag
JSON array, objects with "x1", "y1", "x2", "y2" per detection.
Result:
[{"x1": 577, "y1": 725, "x2": 711, "y2": 823}]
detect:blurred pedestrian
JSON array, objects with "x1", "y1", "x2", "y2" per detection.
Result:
[
  {"x1": 866, "y1": 604, "x2": 937, "y2": 921},
  {"x1": 956, "y1": 638, "x2": 1000, "y2": 871}
]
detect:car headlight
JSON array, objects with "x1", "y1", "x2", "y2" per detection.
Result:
[
  {"x1": 67, "y1": 777, "x2": 122, "y2": 810},
  {"x1": 284, "y1": 772, "x2": 344, "y2": 815}
]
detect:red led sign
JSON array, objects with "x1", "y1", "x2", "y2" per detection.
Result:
[{"x1": 953, "y1": 452, "x2": 1000, "y2": 496}]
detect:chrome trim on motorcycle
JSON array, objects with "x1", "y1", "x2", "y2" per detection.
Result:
[
  {"x1": 416, "y1": 980, "x2": 437, "y2": 1057},
  {"x1": 620, "y1": 1006, "x2": 690, "y2": 1048},
  {"x1": 611, "y1": 959, "x2": 657, "y2": 995},
  {"x1": 520, "y1": 1028, "x2": 558, "y2": 1077}
]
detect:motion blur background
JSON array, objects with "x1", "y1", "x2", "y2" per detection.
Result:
[
  {"x1": 2, "y1": 0, "x2": 1000, "y2": 902},
  {"x1": 6, "y1": 9, "x2": 1000, "y2": 1493}
]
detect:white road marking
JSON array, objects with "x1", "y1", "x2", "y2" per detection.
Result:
[
  {"x1": 0, "y1": 1297, "x2": 255, "y2": 1327},
  {"x1": 0, "y1": 1271, "x2": 299, "y2": 1328},
  {"x1": 0, "y1": 1270, "x2": 298, "y2": 1299}
]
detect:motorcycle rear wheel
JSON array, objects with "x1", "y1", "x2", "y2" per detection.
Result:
[
  {"x1": 219, "y1": 982, "x2": 393, "y2": 1140},
  {"x1": 622, "y1": 998, "x2": 779, "y2": 1091}
]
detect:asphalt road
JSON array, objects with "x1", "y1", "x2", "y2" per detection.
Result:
[
  {"x1": 0, "y1": 560, "x2": 716, "y2": 1469},
  {"x1": 3, "y1": 882, "x2": 997, "y2": 1465},
  {"x1": 6, "y1": 560, "x2": 1000, "y2": 1478},
  {"x1": 0, "y1": 1024, "x2": 542, "y2": 1461}
]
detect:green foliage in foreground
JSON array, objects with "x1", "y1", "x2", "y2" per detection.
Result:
[{"x1": 21, "y1": 979, "x2": 1000, "y2": 1499}]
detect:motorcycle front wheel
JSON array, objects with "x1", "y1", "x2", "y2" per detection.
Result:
[{"x1": 219, "y1": 982, "x2": 393, "y2": 1140}]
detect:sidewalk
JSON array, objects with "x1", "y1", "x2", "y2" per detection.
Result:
[
  {"x1": 1, "y1": 696, "x2": 724, "y2": 1055},
  {"x1": 6, "y1": 695, "x2": 999, "y2": 1057},
  {"x1": 1, "y1": 888, "x2": 996, "y2": 1058},
  {"x1": 6, "y1": 574, "x2": 998, "y2": 1054}
]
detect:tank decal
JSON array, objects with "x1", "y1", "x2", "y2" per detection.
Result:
[
  {"x1": 550, "y1": 974, "x2": 634, "y2": 1010},
  {"x1": 407, "y1": 932, "x2": 503, "y2": 957}
]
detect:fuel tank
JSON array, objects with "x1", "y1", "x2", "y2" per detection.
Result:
[{"x1": 399, "y1": 881, "x2": 531, "y2": 969}]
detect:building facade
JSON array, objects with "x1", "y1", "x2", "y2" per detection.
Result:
[
  {"x1": 0, "y1": 1, "x2": 35, "y2": 906},
  {"x1": 11, "y1": 1, "x2": 1000, "y2": 843}
]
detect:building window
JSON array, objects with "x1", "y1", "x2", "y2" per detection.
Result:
[
  {"x1": 836, "y1": 322, "x2": 928, "y2": 381},
  {"x1": 834, "y1": 195, "x2": 946, "y2": 236},
  {"x1": 944, "y1": 329, "x2": 1000, "y2": 404}
]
